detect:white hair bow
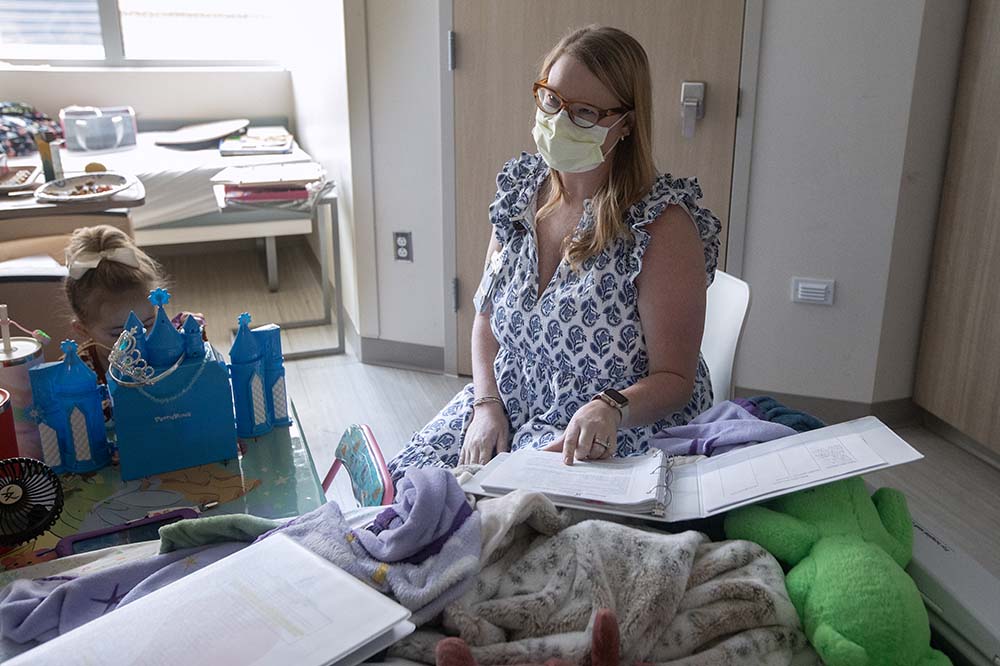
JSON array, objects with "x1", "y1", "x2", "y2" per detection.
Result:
[{"x1": 66, "y1": 247, "x2": 141, "y2": 279}]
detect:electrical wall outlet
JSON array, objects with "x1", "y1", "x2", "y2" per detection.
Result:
[
  {"x1": 393, "y1": 232, "x2": 413, "y2": 261},
  {"x1": 791, "y1": 277, "x2": 835, "y2": 305}
]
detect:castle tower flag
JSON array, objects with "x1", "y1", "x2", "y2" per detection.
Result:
[
  {"x1": 28, "y1": 340, "x2": 111, "y2": 473},
  {"x1": 229, "y1": 313, "x2": 290, "y2": 438}
]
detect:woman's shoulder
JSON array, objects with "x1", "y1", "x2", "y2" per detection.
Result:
[
  {"x1": 494, "y1": 152, "x2": 547, "y2": 192},
  {"x1": 629, "y1": 174, "x2": 710, "y2": 226},
  {"x1": 489, "y1": 153, "x2": 548, "y2": 231},
  {"x1": 627, "y1": 173, "x2": 723, "y2": 284}
]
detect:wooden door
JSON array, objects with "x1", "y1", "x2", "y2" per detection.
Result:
[
  {"x1": 914, "y1": 0, "x2": 1000, "y2": 451},
  {"x1": 453, "y1": 1, "x2": 745, "y2": 375}
]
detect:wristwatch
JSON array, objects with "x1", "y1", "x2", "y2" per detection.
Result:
[{"x1": 593, "y1": 389, "x2": 629, "y2": 424}]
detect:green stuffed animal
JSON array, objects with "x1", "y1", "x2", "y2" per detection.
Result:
[{"x1": 724, "y1": 477, "x2": 951, "y2": 666}]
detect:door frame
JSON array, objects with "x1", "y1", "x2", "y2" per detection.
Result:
[{"x1": 439, "y1": 0, "x2": 764, "y2": 376}]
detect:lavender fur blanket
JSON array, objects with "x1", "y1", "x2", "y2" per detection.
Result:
[
  {"x1": 391, "y1": 490, "x2": 817, "y2": 665},
  {"x1": 0, "y1": 468, "x2": 480, "y2": 644}
]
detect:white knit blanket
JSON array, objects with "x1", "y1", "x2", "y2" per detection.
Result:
[{"x1": 390, "y1": 491, "x2": 817, "y2": 665}]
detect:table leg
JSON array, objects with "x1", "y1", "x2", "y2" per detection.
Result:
[
  {"x1": 234, "y1": 199, "x2": 345, "y2": 359},
  {"x1": 265, "y1": 236, "x2": 279, "y2": 292}
]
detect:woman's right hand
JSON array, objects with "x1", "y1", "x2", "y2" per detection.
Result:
[{"x1": 459, "y1": 404, "x2": 510, "y2": 466}]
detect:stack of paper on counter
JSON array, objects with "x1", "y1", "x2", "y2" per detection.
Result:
[
  {"x1": 8, "y1": 534, "x2": 413, "y2": 666},
  {"x1": 212, "y1": 162, "x2": 324, "y2": 203},
  {"x1": 463, "y1": 416, "x2": 923, "y2": 522},
  {"x1": 219, "y1": 127, "x2": 294, "y2": 156}
]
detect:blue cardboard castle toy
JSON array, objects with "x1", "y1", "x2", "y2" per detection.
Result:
[
  {"x1": 229, "y1": 313, "x2": 291, "y2": 438},
  {"x1": 28, "y1": 340, "x2": 111, "y2": 474},
  {"x1": 107, "y1": 289, "x2": 238, "y2": 480}
]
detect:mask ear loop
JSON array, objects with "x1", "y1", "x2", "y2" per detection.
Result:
[{"x1": 600, "y1": 112, "x2": 632, "y2": 160}]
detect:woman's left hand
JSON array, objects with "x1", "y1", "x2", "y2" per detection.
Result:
[{"x1": 543, "y1": 399, "x2": 620, "y2": 465}]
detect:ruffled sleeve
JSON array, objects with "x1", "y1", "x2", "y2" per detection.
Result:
[
  {"x1": 625, "y1": 174, "x2": 722, "y2": 287},
  {"x1": 487, "y1": 152, "x2": 548, "y2": 248}
]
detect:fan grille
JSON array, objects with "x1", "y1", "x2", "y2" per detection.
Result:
[{"x1": 0, "y1": 458, "x2": 64, "y2": 548}]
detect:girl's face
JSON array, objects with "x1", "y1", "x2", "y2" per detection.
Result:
[{"x1": 75, "y1": 289, "x2": 156, "y2": 351}]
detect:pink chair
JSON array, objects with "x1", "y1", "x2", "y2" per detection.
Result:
[{"x1": 322, "y1": 424, "x2": 395, "y2": 507}]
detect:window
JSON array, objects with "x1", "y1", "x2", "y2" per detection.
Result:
[
  {"x1": 0, "y1": 0, "x2": 104, "y2": 60},
  {"x1": 0, "y1": 0, "x2": 281, "y2": 65}
]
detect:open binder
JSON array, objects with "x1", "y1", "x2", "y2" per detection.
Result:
[
  {"x1": 464, "y1": 416, "x2": 924, "y2": 522},
  {"x1": 8, "y1": 535, "x2": 414, "y2": 666}
]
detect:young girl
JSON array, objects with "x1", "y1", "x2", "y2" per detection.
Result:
[{"x1": 63, "y1": 225, "x2": 203, "y2": 383}]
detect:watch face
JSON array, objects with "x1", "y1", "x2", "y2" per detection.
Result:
[{"x1": 603, "y1": 388, "x2": 628, "y2": 406}]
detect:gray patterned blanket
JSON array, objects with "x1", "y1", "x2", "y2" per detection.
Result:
[{"x1": 390, "y1": 490, "x2": 817, "y2": 665}]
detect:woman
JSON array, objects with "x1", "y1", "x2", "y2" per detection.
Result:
[{"x1": 388, "y1": 25, "x2": 720, "y2": 480}]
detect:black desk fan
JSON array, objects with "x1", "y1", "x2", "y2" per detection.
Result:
[{"x1": 0, "y1": 458, "x2": 64, "y2": 547}]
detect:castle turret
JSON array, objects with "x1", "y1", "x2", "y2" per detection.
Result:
[
  {"x1": 121, "y1": 310, "x2": 148, "y2": 359},
  {"x1": 28, "y1": 340, "x2": 110, "y2": 473},
  {"x1": 229, "y1": 313, "x2": 268, "y2": 438},
  {"x1": 144, "y1": 289, "x2": 184, "y2": 369},
  {"x1": 182, "y1": 314, "x2": 205, "y2": 360},
  {"x1": 253, "y1": 324, "x2": 290, "y2": 427}
]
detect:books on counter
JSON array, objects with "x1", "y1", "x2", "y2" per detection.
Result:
[
  {"x1": 223, "y1": 186, "x2": 310, "y2": 202},
  {"x1": 8, "y1": 534, "x2": 414, "y2": 666},
  {"x1": 213, "y1": 162, "x2": 324, "y2": 188},
  {"x1": 220, "y1": 127, "x2": 294, "y2": 156},
  {"x1": 463, "y1": 416, "x2": 924, "y2": 522},
  {"x1": 212, "y1": 162, "x2": 324, "y2": 204}
]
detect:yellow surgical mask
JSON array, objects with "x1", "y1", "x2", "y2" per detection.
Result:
[{"x1": 531, "y1": 108, "x2": 627, "y2": 173}]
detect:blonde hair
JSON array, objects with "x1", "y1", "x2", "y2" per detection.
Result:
[
  {"x1": 536, "y1": 26, "x2": 657, "y2": 269},
  {"x1": 64, "y1": 225, "x2": 164, "y2": 324}
]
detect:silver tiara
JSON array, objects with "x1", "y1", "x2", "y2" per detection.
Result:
[{"x1": 108, "y1": 327, "x2": 184, "y2": 387}]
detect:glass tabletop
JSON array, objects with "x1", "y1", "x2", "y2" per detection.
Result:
[{"x1": 0, "y1": 401, "x2": 324, "y2": 571}]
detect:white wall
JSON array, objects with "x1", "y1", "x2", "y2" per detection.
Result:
[
  {"x1": 734, "y1": 0, "x2": 966, "y2": 404},
  {"x1": 0, "y1": 66, "x2": 292, "y2": 122},
  {"x1": 872, "y1": 0, "x2": 967, "y2": 402},
  {"x1": 366, "y1": 0, "x2": 445, "y2": 348},
  {"x1": 286, "y1": 0, "x2": 378, "y2": 339},
  {"x1": 288, "y1": 0, "x2": 447, "y2": 349}
]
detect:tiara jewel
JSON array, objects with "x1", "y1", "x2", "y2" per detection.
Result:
[{"x1": 108, "y1": 327, "x2": 156, "y2": 385}]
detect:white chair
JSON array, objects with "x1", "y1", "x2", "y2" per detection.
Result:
[{"x1": 700, "y1": 270, "x2": 750, "y2": 404}]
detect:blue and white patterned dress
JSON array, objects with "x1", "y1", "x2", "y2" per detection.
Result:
[{"x1": 388, "y1": 153, "x2": 721, "y2": 481}]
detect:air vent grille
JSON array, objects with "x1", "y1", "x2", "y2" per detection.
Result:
[{"x1": 792, "y1": 278, "x2": 835, "y2": 305}]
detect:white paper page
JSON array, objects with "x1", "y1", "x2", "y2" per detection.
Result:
[
  {"x1": 697, "y1": 417, "x2": 920, "y2": 515},
  {"x1": 479, "y1": 450, "x2": 662, "y2": 505},
  {"x1": 10, "y1": 535, "x2": 411, "y2": 666}
]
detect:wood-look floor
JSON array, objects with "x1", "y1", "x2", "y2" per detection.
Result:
[
  {"x1": 154, "y1": 240, "x2": 1000, "y2": 577},
  {"x1": 151, "y1": 239, "x2": 340, "y2": 355}
]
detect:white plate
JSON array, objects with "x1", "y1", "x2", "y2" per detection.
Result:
[{"x1": 34, "y1": 172, "x2": 132, "y2": 202}]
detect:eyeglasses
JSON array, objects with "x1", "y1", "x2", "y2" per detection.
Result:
[{"x1": 532, "y1": 80, "x2": 631, "y2": 129}]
